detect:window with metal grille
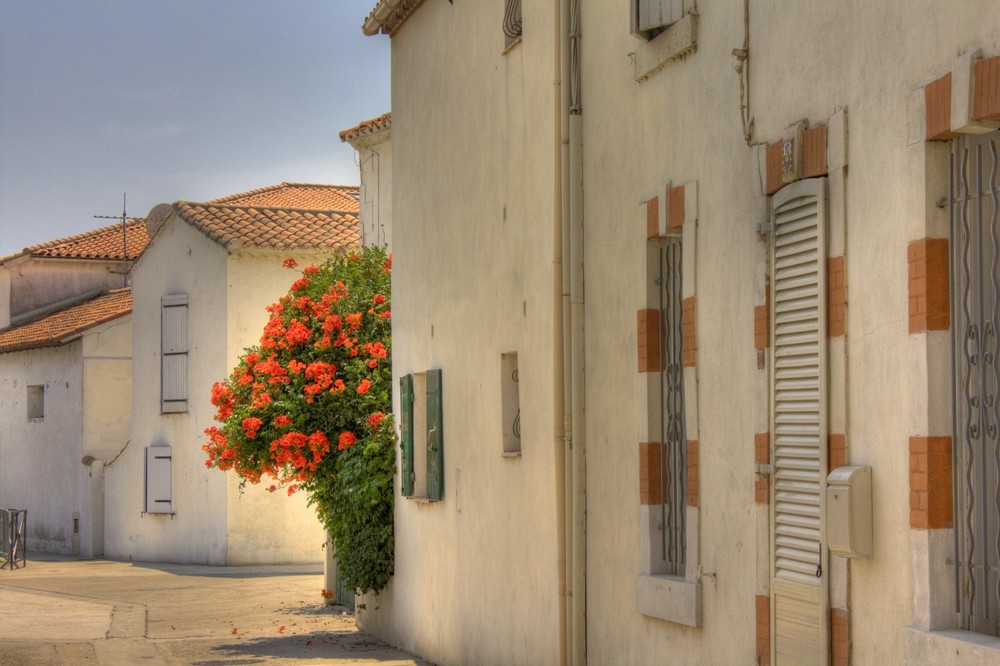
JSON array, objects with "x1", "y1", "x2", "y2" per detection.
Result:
[
  {"x1": 161, "y1": 294, "x2": 188, "y2": 413},
  {"x1": 501, "y1": 352, "x2": 521, "y2": 455},
  {"x1": 950, "y1": 131, "x2": 1000, "y2": 638},
  {"x1": 656, "y1": 238, "x2": 686, "y2": 575},
  {"x1": 503, "y1": 0, "x2": 522, "y2": 49}
]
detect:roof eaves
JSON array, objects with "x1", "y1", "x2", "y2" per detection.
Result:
[{"x1": 363, "y1": 0, "x2": 428, "y2": 36}]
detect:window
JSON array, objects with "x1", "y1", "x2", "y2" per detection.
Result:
[
  {"x1": 631, "y1": 0, "x2": 687, "y2": 40},
  {"x1": 950, "y1": 131, "x2": 1000, "y2": 638},
  {"x1": 144, "y1": 445, "x2": 172, "y2": 515},
  {"x1": 26, "y1": 385, "x2": 44, "y2": 419},
  {"x1": 501, "y1": 353, "x2": 521, "y2": 455},
  {"x1": 161, "y1": 294, "x2": 189, "y2": 413},
  {"x1": 400, "y1": 369, "x2": 445, "y2": 500},
  {"x1": 503, "y1": 0, "x2": 522, "y2": 49}
]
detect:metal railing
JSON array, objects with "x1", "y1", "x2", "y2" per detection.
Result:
[{"x1": 0, "y1": 509, "x2": 27, "y2": 570}]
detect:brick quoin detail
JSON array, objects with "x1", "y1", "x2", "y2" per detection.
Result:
[
  {"x1": 686, "y1": 440, "x2": 699, "y2": 507},
  {"x1": 828, "y1": 256, "x2": 846, "y2": 338},
  {"x1": 755, "y1": 283, "x2": 771, "y2": 349},
  {"x1": 925, "y1": 73, "x2": 959, "y2": 141},
  {"x1": 974, "y1": 56, "x2": 1000, "y2": 121},
  {"x1": 829, "y1": 433, "x2": 846, "y2": 471},
  {"x1": 639, "y1": 442, "x2": 663, "y2": 505},
  {"x1": 756, "y1": 595, "x2": 770, "y2": 665},
  {"x1": 909, "y1": 436, "x2": 953, "y2": 529},
  {"x1": 831, "y1": 607, "x2": 850, "y2": 666},
  {"x1": 682, "y1": 297, "x2": 697, "y2": 367},
  {"x1": 637, "y1": 309, "x2": 662, "y2": 373},
  {"x1": 802, "y1": 125, "x2": 828, "y2": 179},
  {"x1": 646, "y1": 196, "x2": 660, "y2": 240},
  {"x1": 908, "y1": 239, "x2": 950, "y2": 334},
  {"x1": 765, "y1": 142, "x2": 783, "y2": 195},
  {"x1": 755, "y1": 475, "x2": 770, "y2": 505},
  {"x1": 668, "y1": 184, "x2": 685, "y2": 230}
]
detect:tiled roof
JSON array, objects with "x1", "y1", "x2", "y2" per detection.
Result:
[
  {"x1": 0, "y1": 289, "x2": 132, "y2": 354},
  {"x1": 1, "y1": 220, "x2": 149, "y2": 264},
  {"x1": 208, "y1": 183, "x2": 360, "y2": 212},
  {"x1": 174, "y1": 203, "x2": 359, "y2": 251},
  {"x1": 340, "y1": 113, "x2": 392, "y2": 144},
  {"x1": 363, "y1": 0, "x2": 427, "y2": 36}
]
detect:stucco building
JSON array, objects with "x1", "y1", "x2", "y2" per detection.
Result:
[
  {"x1": 359, "y1": 1, "x2": 1000, "y2": 665},
  {"x1": 103, "y1": 182, "x2": 361, "y2": 565}
]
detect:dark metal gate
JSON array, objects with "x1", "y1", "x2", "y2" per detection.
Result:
[
  {"x1": 950, "y1": 130, "x2": 1000, "y2": 637},
  {"x1": 0, "y1": 509, "x2": 27, "y2": 570}
]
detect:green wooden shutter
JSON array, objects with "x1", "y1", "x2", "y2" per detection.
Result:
[
  {"x1": 426, "y1": 368, "x2": 444, "y2": 501},
  {"x1": 400, "y1": 374, "x2": 414, "y2": 497}
]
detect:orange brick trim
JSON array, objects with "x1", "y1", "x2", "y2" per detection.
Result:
[
  {"x1": 829, "y1": 433, "x2": 846, "y2": 471},
  {"x1": 755, "y1": 432, "x2": 770, "y2": 465},
  {"x1": 682, "y1": 298, "x2": 697, "y2": 367},
  {"x1": 974, "y1": 56, "x2": 1000, "y2": 122},
  {"x1": 754, "y1": 305, "x2": 769, "y2": 349},
  {"x1": 646, "y1": 196, "x2": 660, "y2": 240},
  {"x1": 637, "y1": 309, "x2": 663, "y2": 372},
  {"x1": 686, "y1": 440, "x2": 699, "y2": 507},
  {"x1": 828, "y1": 256, "x2": 846, "y2": 338},
  {"x1": 802, "y1": 125, "x2": 828, "y2": 178},
  {"x1": 908, "y1": 239, "x2": 950, "y2": 334},
  {"x1": 668, "y1": 185, "x2": 685, "y2": 230},
  {"x1": 925, "y1": 74, "x2": 959, "y2": 141},
  {"x1": 639, "y1": 442, "x2": 663, "y2": 505},
  {"x1": 909, "y1": 436, "x2": 953, "y2": 529},
  {"x1": 765, "y1": 142, "x2": 783, "y2": 195},
  {"x1": 755, "y1": 476, "x2": 770, "y2": 505},
  {"x1": 756, "y1": 595, "x2": 770, "y2": 665},
  {"x1": 831, "y1": 607, "x2": 850, "y2": 666}
]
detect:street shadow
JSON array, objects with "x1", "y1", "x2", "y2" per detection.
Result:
[
  {"x1": 125, "y1": 559, "x2": 324, "y2": 579},
  {"x1": 193, "y1": 629, "x2": 429, "y2": 664}
]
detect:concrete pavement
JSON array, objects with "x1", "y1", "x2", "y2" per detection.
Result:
[{"x1": 0, "y1": 555, "x2": 431, "y2": 665}]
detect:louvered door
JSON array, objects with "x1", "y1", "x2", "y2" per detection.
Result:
[{"x1": 769, "y1": 178, "x2": 829, "y2": 665}]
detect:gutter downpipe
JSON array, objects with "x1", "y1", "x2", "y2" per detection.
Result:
[
  {"x1": 564, "y1": 0, "x2": 586, "y2": 662},
  {"x1": 554, "y1": 0, "x2": 569, "y2": 663}
]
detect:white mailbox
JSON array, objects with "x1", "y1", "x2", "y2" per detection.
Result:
[{"x1": 827, "y1": 465, "x2": 873, "y2": 559}]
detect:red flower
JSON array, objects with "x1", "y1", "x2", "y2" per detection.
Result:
[
  {"x1": 367, "y1": 412, "x2": 385, "y2": 429},
  {"x1": 373, "y1": 294, "x2": 386, "y2": 305},
  {"x1": 282, "y1": 258, "x2": 298, "y2": 269},
  {"x1": 274, "y1": 414, "x2": 293, "y2": 428},
  {"x1": 338, "y1": 431, "x2": 357, "y2": 450},
  {"x1": 303, "y1": 265, "x2": 320, "y2": 275},
  {"x1": 357, "y1": 379, "x2": 371, "y2": 395}
]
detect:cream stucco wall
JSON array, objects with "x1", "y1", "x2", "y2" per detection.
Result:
[
  {"x1": 104, "y1": 217, "x2": 331, "y2": 565},
  {"x1": 367, "y1": 0, "x2": 1000, "y2": 664},
  {"x1": 356, "y1": 135, "x2": 393, "y2": 249},
  {"x1": 358, "y1": 2, "x2": 563, "y2": 665},
  {"x1": 580, "y1": 2, "x2": 1000, "y2": 665},
  {"x1": 3, "y1": 257, "x2": 129, "y2": 324}
]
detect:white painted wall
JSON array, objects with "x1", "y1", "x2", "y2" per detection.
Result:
[
  {"x1": 355, "y1": 132, "x2": 393, "y2": 250},
  {"x1": 358, "y1": 2, "x2": 563, "y2": 665},
  {"x1": 0, "y1": 342, "x2": 87, "y2": 555},
  {"x1": 3, "y1": 257, "x2": 128, "y2": 324}
]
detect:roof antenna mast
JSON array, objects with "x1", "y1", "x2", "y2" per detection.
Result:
[{"x1": 93, "y1": 193, "x2": 140, "y2": 287}]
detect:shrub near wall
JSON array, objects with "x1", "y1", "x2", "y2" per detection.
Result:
[{"x1": 204, "y1": 246, "x2": 394, "y2": 594}]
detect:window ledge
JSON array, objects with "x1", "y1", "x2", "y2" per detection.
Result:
[
  {"x1": 632, "y1": 12, "x2": 697, "y2": 82},
  {"x1": 636, "y1": 574, "x2": 702, "y2": 627},
  {"x1": 411, "y1": 497, "x2": 438, "y2": 505},
  {"x1": 501, "y1": 451, "x2": 522, "y2": 459},
  {"x1": 903, "y1": 626, "x2": 1000, "y2": 664},
  {"x1": 502, "y1": 36, "x2": 522, "y2": 56}
]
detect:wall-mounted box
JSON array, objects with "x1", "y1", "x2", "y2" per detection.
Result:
[{"x1": 827, "y1": 465, "x2": 873, "y2": 559}]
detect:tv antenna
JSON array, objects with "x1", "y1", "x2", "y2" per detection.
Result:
[{"x1": 94, "y1": 193, "x2": 142, "y2": 285}]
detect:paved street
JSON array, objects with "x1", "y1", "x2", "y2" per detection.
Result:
[{"x1": 0, "y1": 555, "x2": 430, "y2": 665}]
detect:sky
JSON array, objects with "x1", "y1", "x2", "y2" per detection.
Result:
[{"x1": 0, "y1": 0, "x2": 390, "y2": 258}]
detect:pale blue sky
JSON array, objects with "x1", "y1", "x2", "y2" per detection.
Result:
[{"x1": 0, "y1": 0, "x2": 390, "y2": 257}]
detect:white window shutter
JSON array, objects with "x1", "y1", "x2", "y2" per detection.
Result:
[
  {"x1": 161, "y1": 294, "x2": 189, "y2": 413},
  {"x1": 144, "y1": 446, "x2": 172, "y2": 514},
  {"x1": 769, "y1": 178, "x2": 829, "y2": 663},
  {"x1": 633, "y1": 0, "x2": 685, "y2": 35}
]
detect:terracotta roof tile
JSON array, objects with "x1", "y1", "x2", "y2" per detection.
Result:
[
  {"x1": 1, "y1": 220, "x2": 149, "y2": 264},
  {"x1": 340, "y1": 113, "x2": 392, "y2": 143},
  {"x1": 174, "y1": 203, "x2": 359, "y2": 251},
  {"x1": 0, "y1": 289, "x2": 132, "y2": 354},
  {"x1": 208, "y1": 183, "x2": 359, "y2": 212},
  {"x1": 363, "y1": 0, "x2": 427, "y2": 36}
]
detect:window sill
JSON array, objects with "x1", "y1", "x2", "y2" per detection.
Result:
[
  {"x1": 410, "y1": 497, "x2": 439, "y2": 505},
  {"x1": 636, "y1": 573, "x2": 702, "y2": 627},
  {"x1": 903, "y1": 626, "x2": 1000, "y2": 663},
  {"x1": 502, "y1": 36, "x2": 522, "y2": 56},
  {"x1": 501, "y1": 451, "x2": 522, "y2": 459},
  {"x1": 631, "y1": 12, "x2": 697, "y2": 82}
]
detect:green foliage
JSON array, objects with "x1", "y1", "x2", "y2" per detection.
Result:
[{"x1": 203, "y1": 246, "x2": 394, "y2": 595}]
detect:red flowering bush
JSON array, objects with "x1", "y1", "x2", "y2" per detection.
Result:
[{"x1": 204, "y1": 246, "x2": 394, "y2": 595}]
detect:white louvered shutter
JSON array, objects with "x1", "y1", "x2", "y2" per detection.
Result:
[
  {"x1": 769, "y1": 179, "x2": 829, "y2": 664},
  {"x1": 633, "y1": 0, "x2": 686, "y2": 34},
  {"x1": 161, "y1": 294, "x2": 189, "y2": 413}
]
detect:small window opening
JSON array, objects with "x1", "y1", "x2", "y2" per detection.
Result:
[
  {"x1": 501, "y1": 353, "x2": 521, "y2": 455},
  {"x1": 503, "y1": 0, "x2": 522, "y2": 49},
  {"x1": 27, "y1": 385, "x2": 44, "y2": 419}
]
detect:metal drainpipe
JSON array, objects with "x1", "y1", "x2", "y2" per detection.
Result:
[{"x1": 554, "y1": 0, "x2": 569, "y2": 664}]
